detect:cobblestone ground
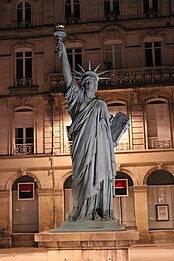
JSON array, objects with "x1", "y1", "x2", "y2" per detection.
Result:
[{"x1": 0, "y1": 244, "x2": 174, "y2": 261}]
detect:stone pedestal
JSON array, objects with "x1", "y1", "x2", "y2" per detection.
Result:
[{"x1": 35, "y1": 226, "x2": 139, "y2": 261}]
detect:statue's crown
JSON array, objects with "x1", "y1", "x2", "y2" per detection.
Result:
[{"x1": 73, "y1": 61, "x2": 108, "y2": 82}]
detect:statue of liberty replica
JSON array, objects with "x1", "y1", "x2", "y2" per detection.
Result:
[{"x1": 54, "y1": 25, "x2": 130, "y2": 227}]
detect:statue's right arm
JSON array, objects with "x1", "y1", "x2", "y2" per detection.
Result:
[{"x1": 58, "y1": 41, "x2": 73, "y2": 88}]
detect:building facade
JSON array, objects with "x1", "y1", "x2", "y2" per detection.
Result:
[{"x1": 0, "y1": 0, "x2": 174, "y2": 247}]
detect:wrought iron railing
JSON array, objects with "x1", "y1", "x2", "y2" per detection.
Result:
[
  {"x1": 13, "y1": 144, "x2": 34, "y2": 155},
  {"x1": 64, "y1": 141, "x2": 129, "y2": 153},
  {"x1": 63, "y1": 138, "x2": 172, "y2": 154},
  {"x1": 49, "y1": 66, "x2": 174, "y2": 90},
  {"x1": 16, "y1": 22, "x2": 32, "y2": 28},
  {"x1": 148, "y1": 138, "x2": 172, "y2": 149},
  {"x1": 115, "y1": 142, "x2": 129, "y2": 151},
  {"x1": 64, "y1": 141, "x2": 73, "y2": 153},
  {"x1": 16, "y1": 78, "x2": 33, "y2": 87}
]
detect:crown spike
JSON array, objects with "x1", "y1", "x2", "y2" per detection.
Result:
[
  {"x1": 98, "y1": 77, "x2": 109, "y2": 80},
  {"x1": 88, "y1": 60, "x2": 91, "y2": 71},
  {"x1": 78, "y1": 64, "x2": 85, "y2": 72},
  {"x1": 73, "y1": 69, "x2": 82, "y2": 75},
  {"x1": 98, "y1": 71, "x2": 108, "y2": 76},
  {"x1": 94, "y1": 64, "x2": 100, "y2": 72}
]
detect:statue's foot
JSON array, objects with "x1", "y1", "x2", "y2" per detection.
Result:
[{"x1": 93, "y1": 211, "x2": 102, "y2": 220}]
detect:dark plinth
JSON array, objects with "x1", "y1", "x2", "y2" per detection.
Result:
[{"x1": 35, "y1": 222, "x2": 139, "y2": 261}]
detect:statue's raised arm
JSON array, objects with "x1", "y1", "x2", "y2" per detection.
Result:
[{"x1": 54, "y1": 25, "x2": 72, "y2": 87}]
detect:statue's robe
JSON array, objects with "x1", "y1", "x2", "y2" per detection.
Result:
[{"x1": 63, "y1": 79, "x2": 116, "y2": 220}]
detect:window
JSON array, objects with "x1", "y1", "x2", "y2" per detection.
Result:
[
  {"x1": 147, "y1": 170, "x2": 174, "y2": 230},
  {"x1": 67, "y1": 48, "x2": 82, "y2": 71},
  {"x1": 146, "y1": 100, "x2": 171, "y2": 149},
  {"x1": 17, "y1": 1, "x2": 31, "y2": 27},
  {"x1": 144, "y1": 0, "x2": 159, "y2": 17},
  {"x1": 65, "y1": 0, "x2": 80, "y2": 23},
  {"x1": 145, "y1": 42, "x2": 162, "y2": 67},
  {"x1": 16, "y1": 49, "x2": 32, "y2": 86},
  {"x1": 108, "y1": 102, "x2": 129, "y2": 151},
  {"x1": 104, "y1": 44, "x2": 122, "y2": 70},
  {"x1": 104, "y1": 0, "x2": 120, "y2": 19},
  {"x1": 13, "y1": 109, "x2": 34, "y2": 155}
]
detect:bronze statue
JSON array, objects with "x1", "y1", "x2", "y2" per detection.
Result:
[{"x1": 54, "y1": 26, "x2": 130, "y2": 222}]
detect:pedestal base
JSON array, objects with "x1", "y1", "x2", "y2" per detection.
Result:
[
  {"x1": 35, "y1": 227, "x2": 139, "y2": 261},
  {"x1": 50, "y1": 219, "x2": 125, "y2": 232}
]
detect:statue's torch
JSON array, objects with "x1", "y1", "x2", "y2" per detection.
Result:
[{"x1": 54, "y1": 24, "x2": 67, "y2": 57}]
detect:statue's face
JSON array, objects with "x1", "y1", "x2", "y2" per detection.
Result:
[{"x1": 83, "y1": 76, "x2": 98, "y2": 94}]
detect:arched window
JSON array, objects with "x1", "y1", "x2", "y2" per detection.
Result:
[
  {"x1": 12, "y1": 175, "x2": 38, "y2": 233},
  {"x1": 108, "y1": 102, "x2": 130, "y2": 151},
  {"x1": 15, "y1": 48, "x2": 32, "y2": 87},
  {"x1": 104, "y1": 40, "x2": 123, "y2": 70},
  {"x1": 147, "y1": 170, "x2": 174, "y2": 229},
  {"x1": 17, "y1": 1, "x2": 31, "y2": 27},
  {"x1": 13, "y1": 108, "x2": 34, "y2": 155},
  {"x1": 65, "y1": 0, "x2": 80, "y2": 24},
  {"x1": 146, "y1": 99, "x2": 172, "y2": 149}
]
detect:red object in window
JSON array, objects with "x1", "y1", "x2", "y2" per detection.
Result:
[{"x1": 115, "y1": 179, "x2": 128, "y2": 197}]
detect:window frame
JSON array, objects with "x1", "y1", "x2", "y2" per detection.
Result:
[
  {"x1": 145, "y1": 98, "x2": 172, "y2": 150},
  {"x1": 104, "y1": 41, "x2": 123, "y2": 70},
  {"x1": 65, "y1": 42, "x2": 83, "y2": 71},
  {"x1": 143, "y1": 0, "x2": 159, "y2": 17},
  {"x1": 13, "y1": 108, "x2": 35, "y2": 155},
  {"x1": 16, "y1": 0, "x2": 32, "y2": 27},
  {"x1": 15, "y1": 47, "x2": 33, "y2": 87},
  {"x1": 107, "y1": 101, "x2": 130, "y2": 151},
  {"x1": 65, "y1": 0, "x2": 80, "y2": 23},
  {"x1": 104, "y1": 0, "x2": 120, "y2": 17},
  {"x1": 144, "y1": 41, "x2": 162, "y2": 67}
]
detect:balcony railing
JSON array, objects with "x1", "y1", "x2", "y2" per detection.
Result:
[
  {"x1": 64, "y1": 141, "x2": 129, "y2": 153},
  {"x1": 13, "y1": 144, "x2": 34, "y2": 155},
  {"x1": 16, "y1": 78, "x2": 33, "y2": 87},
  {"x1": 49, "y1": 66, "x2": 174, "y2": 91},
  {"x1": 115, "y1": 142, "x2": 129, "y2": 151},
  {"x1": 148, "y1": 138, "x2": 172, "y2": 149},
  {"x1": 16, "y1": 22, "x2": 32, "y2": 28}
]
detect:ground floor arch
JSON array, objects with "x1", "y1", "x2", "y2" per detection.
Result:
[
  {"x1": 147, "y1": 170, "x2": 174, "y2": 230},
  {"x1": 114, "y1": 171, "x2": 135, "y2": 226},
  {"x1": 12, "y1": 175, "x2": 39, "y2": 233}
]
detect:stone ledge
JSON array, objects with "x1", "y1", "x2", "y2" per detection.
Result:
[{"x1": 35, "y1": 228, "x2": 139, "y2": 249}]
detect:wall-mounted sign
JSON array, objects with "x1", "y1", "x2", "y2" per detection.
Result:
[
  {"x1": 18, "y1": 182, "x2": 34, "y2": 200},
  {"x1": 156, "y1": 204, "x2": 169, "y2": 221},
  {"x1": 115, "y1": 179, "x2": 128, "y2": 197}
]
